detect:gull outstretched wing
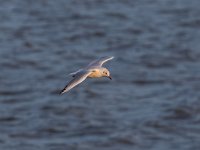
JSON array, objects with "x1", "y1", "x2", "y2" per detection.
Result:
[
  {"x1": 60, "y1": 70, "x2": 92, "y2": 94},
  {"x1": 87, "y1": 56, "x2": 114, "y2": 67}
]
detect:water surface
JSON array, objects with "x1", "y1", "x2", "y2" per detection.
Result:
[{"x1": 0, "y1": 0, "x2": 200, "y2": 150}]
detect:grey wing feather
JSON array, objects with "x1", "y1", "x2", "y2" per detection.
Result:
[
  {"x1": 60, "y1": 71, "x2": 91, "y2": 94},
  {"x1": 67, "y1": 69, "x2": 83, "y2": 77},
  {"x1": 87, "y1": 56, "x2": 114, "y2": 67}
]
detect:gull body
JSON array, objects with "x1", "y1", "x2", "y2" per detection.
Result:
[{"x1": 60, "y1": 56, "x2": 114, "y2": 94}]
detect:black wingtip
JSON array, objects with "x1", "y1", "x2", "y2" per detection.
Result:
[{"x1": 59, "y1": 90, "x2": 64, "y2": 95}]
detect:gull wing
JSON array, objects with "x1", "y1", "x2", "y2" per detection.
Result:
[
  {"x1": 67, "y1": 69, "x2": 83, "y2": 77},
  {"x1": 60, "y1": 70, "x2": 92, "y2": 94},
  {"x1": 87, "y1": 56, "x2": 114, "y2": 67}
]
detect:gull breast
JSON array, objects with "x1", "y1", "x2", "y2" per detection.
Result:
[{"x1": 88, "y1": 69, "x2": 102, "y2": 78}]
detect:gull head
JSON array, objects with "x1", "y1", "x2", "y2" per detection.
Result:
[{"x1": 101, "y1": 68, "x2": 112, "y2": 80}]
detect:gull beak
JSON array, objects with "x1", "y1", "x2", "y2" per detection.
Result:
[{"x1": 108, "y1": 76, "x2": 112, "y2": 80}]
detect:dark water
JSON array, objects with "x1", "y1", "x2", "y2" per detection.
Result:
[{"x1": 1, "y1": 0, "x2": 200, "y2": 149}]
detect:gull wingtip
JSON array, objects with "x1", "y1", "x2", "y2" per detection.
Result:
[
  {"x1": 59, "y1": 90, "x2": 66, "y2": 95},
  {"x1": 103, "y1": 56, "x2": 114, "y2": 59}
]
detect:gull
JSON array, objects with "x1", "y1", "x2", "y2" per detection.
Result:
[{"x1": 60, "y1": 56, "x2": 114, "y2": 94}]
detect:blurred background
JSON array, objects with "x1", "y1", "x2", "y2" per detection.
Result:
[{"x1": 0, "y1": 0, "x2": 200, "y2": 150}]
